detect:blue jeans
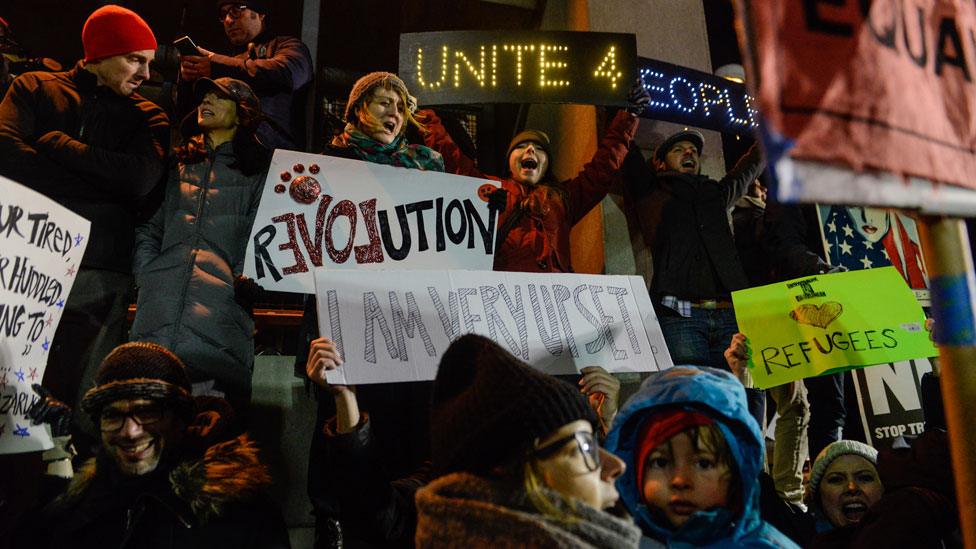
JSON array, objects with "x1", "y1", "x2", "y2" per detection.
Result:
[{"x1": 658, "y1": 306, "x2": 739, "y2": 369}]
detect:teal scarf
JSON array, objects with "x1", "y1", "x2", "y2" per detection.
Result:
[{"x1": 334, "y1": 124, "x2": 444, "y2": 172}]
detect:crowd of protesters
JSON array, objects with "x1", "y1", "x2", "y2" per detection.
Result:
[{"x1": 0, "y1": 3, "x2": 962, "y2": 549}]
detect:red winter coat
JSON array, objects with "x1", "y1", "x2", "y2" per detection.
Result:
[{"x1": 422, "y1": 110, "x2": 637, "y2": 273}]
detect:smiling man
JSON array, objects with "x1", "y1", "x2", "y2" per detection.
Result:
[
  {"x1": 623, "y1": 130, "x2": 765, "y2": 370},
  {"x1": 178, "y1": 0, "x2": 312, "y2": 150},
  {"x1": 18, "y1": 342, "x2": 290, "y2": 548},
  {"x1": 0, "y1": 5, "x2": 169, "y2": 447}
]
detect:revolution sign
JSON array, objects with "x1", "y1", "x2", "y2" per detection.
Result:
[
  {"x1": 399, "y1": 30, "x2": 637, "y2": 106},
  {"x1": 638, "y1": 57, "x2": 758, "y2": 137}
]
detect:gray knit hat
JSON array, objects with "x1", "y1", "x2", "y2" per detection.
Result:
[
  {"x1": 808, "y1": 440, "x2": 879, "y2": 498},
  {"x1": 81, "y1": 342, "x2": 194, "y2": 421},
  {"x1": 344, "y1": 71, "x2": 409, "y2": 123}
]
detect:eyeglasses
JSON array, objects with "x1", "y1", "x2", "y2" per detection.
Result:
[
  {"x1": 529, "y1": 430, "x2": 601, "y2": 472},
  {"x1": 218, "y1": 4, "x2": 250, "y2": 22},
  {"x1": 100, "y1": 404, "x2": 165, "y2": 432}
]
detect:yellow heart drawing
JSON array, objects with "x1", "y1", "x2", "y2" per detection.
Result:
[{"x1": 790, "y1": 302, "x2": 844, "y2": 329}]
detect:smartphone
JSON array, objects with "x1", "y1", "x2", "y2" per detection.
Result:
[{"x1": 173, "y1": 36, "x2": 200, "y2": 56}]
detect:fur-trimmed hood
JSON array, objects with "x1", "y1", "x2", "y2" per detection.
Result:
[{"x1": 52, "y1": 433, "x2": 271, "y2": 524}]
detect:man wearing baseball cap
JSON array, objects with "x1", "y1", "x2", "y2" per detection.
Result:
[
  {"x1": 623, "y1": 130, "x2": 765, "y2": 369},
  {"x1": 178, "y1": 0, "x2": 313, "y2": 150},
  {"x1": 0, "y1": 5, "x2": 169, "y2": 439},
  {"x1": 16, "y1": 342, "x2": 290, "y2": 548}
]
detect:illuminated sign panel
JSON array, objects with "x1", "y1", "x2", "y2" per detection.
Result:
[
  {"x1": 399, "y1": 31, "x2": 637, "y2": 106},
  {"x1": 638, "y1": 57, "x2": 758, "y2": 137}
]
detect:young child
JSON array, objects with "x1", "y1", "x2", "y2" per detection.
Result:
[{"x1": 605, "y1": 366, "x2": 798, "y2": 548}]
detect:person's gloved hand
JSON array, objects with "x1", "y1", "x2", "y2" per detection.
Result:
[
  {"x1": 233, "y1": 274, "x2": 265, "y2": 316},
  {"x1": 626, "y1": 78, "x2": 651, "y2": 116},
  {"x1": 27, "y1": 384, "x2": 72, "y2": 437},
  {"x1": 488, "y1": 188, "x2": 508, "y2": 213}
]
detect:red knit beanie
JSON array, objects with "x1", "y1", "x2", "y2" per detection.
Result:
[
  {"x1": 635, "y1": 408, "x2": 715, "y2": 497},
  {"x1": 82, "y1": 5, "x2": 157, "y2": 62}
]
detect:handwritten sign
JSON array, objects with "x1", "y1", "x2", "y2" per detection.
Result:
[
  {"x1": 852, "y1": 358, "x2": 932, "y2": 448},
  {"x1": 741, "y1": 1, "x2": 976, "y2": 213},
  {"x1": 731, "y1": 267, "x2": 937, "y2": 389},
  {"x1": 314, "y1": 269, "x2": 672, "y2": 385},
  {"x1": 0, "y1": 176, "x2": 90, "y2": 454},
  {"x1": 399, "y1": 30, "x2": 637, "y2": 106},
  {"x1": 244, "y1": 151, "x2": 499, "y2": 294},
  {"x1": 638, "y1": 57, "x2": 758, "y2": 137}
]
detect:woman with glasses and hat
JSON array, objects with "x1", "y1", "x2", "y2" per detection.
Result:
[
  {"x1": 414, "y1": 334, "x2": 640, "y2": 547},
  {"x1": 131, "y1": 77, "x2": 270, "y2": 420}
]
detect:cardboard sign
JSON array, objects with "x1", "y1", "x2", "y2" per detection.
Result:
[
  {"x1": 740, "y1": 1, "x2": 976, "y2": 213},
  {"x1": 852, "y1": 358, "x2": 932, "y2": 448},
  {"x1": 816, "y1": 205, "x2": 929, "y2": 305},
  {"x1": 0, "y1": 176, "x2": 90, "y2": 454},
  {"x1": 732, "y1": 267, "x2": 937, "y2": 389},
  {"x1": 399, "y1": 30, "x2": 637, "y2": 106},
  {"x1": 638, "y1": 57, "x2": 758, "y2": 137},
  {"x1": 314, "y1": 269, "x2": 672, "y2": 385},
  {"x1": 244, "y1": 151, "x2": 500, "y2": 294}
]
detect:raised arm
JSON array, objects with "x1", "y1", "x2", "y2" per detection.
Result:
[
  {"x1": 209, "y1": 37, "x2": 313, "y2": 93},
  {"x1": 720, "y1": 142, "x2": 765, "y2": 209},
  {"x1": 417, "y1": 109, "x2": 488, "y2": 179}
]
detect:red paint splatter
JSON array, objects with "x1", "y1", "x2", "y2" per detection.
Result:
[
  {"x1": 309, "y1": 164, "x2": 320, "y2": 174},
  {"x1": 293, "y1": 163, "x2": 305, "y2": 174},
  {"x1": 274, "y1": 184, "x2": 286, "y2": 193},
  {"x1": 280, "y1": 171, "x2": 292, "y2": 182},
  {"x1": 289, "y1": 176, "x2": 321, "y2": 204}
]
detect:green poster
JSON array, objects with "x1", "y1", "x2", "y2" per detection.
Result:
[{"x1": 731, "y1": 267, "x2": 937, "y2": 389}]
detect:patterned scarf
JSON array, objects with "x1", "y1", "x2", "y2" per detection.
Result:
[{"x1": 334, "y1": 124, "x2": 444, "y2": 172}]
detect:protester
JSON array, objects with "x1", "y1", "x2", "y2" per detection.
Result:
[
  {"x1": 0, "y1": 4, "x2": 169, "y2": 429},
  {"x1": 605, "y1": 366, "x2": 798, "y2": 548},
  {"x1": 623, "y1": 132, "x2": 765, "y2": 369},
  {"x1": 130, "y1": 77, "x2": 270, "y2": 417},
  {"x1": 419, "y1": 81, "x2": 648, "y2": 272},
  {"x1": 415, "y1": 334, "x2": 641, "y2": 547},
  {"x1": 806, "y1": 440, "x2": 882, "y2": 533},
  {"x1": 297, "y1": 71, "x2": 444, "y2": 548},
  {"x1": 16, "y1": 342, "x2": 290, "y2": 548},
  {"x1": 179, "y1": 0, "x2": 313, "y2": 150}
]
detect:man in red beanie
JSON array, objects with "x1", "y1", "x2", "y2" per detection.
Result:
[
  {"x1": 178, "y1": 0, "x2": 312, "y2": 150},
  {"x1": 0, "y1": 5, "x2": 169, "y2": 443}
]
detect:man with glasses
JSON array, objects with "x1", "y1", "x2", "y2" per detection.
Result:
[
  {"x1": 179, "y1": 0, "x2": 312, "y2": 150},
  {"x1": 18, "y1": 342, "x2": 290, "y2": 548}
]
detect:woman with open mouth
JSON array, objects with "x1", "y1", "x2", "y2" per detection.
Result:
[{"x1": 807, "y1": 440, "x2": 883, "y2": 533}]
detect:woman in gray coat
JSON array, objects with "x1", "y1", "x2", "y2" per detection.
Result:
[{"x1": 131, "y1": 77, "x2": 270, "y2": 415}]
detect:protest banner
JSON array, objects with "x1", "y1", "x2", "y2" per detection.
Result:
[
  {"x1": 0, "y1": 176, "x2": 90, "y2": 454},
  {"x1": 314, "y1": 269, "x2": 671, "y2": 385},
  {"x1": 816, "y1": 205, "x2": 930, "y2": 305},
  {"x1": 852, "y1": 358, "x2": 932, "y2": 448},
  {"x1": 244, "y1": 151, "x2": 500, "y2": 294},
  {"x1": 398, "y1": 30, "x2": 637, "y2": 107},
  {"x1": 731, "y1": 267, "x2": 937, "y2": 389},
  {"x1": 737, "y1": 1, "x2": 976, "y2": 214},
  {"x1": 637, "y1": 57, "x2": 758, "y2": 137}
]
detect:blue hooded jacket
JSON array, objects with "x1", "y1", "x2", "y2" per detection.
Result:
[{"x1": 605, "y1": 366, "x2": 798, "y2": 548}]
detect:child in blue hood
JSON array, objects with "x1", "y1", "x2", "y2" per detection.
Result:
[{"x1": 606, "y1": 366, "x2": 798, "y2": 548}]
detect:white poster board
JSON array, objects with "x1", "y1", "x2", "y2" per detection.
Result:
[
  {"x1": 315, "y1": 269, "x2": 672, "y2": 385},
  {"x1": 852, "y1": 358, "x2": 932, "y2": 448},
  {"x1": 244, "y1": 150, "x2": 500, "y2": 293},
  {"x1": 0, "y1": 176, "x2": 90, "y2": 454}
]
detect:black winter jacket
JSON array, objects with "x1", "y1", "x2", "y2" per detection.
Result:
[
  {"x1": 624, "y1": 144, "x2": 765, "y2": 301},
  {"x1": 0, "y1": 63, "x2": 169, "y2": 272}
]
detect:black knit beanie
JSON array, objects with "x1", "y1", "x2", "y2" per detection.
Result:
[
  {"x1": 80, "y1": 342, "x2": 194, "y2": 421},
  {"x1": 429, "y1": 334, "x2": 598, "y2": 476}
]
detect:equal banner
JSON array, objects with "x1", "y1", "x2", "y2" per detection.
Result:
[
  {"x1": 314, "y1": 269, "x2": 672, "y2": 385},
  {"x1": 739, "y1": 1, "x2": 976, "y2": 214},
  {"x1": 732, "y1": 267, "x2": 937, "y2": 389},
  {"x1": 0, "y1": 176, "x2": 90, "y2": 454},
  {"x1": 244, "y1": 151, "x2": 500, "y2": 293}
]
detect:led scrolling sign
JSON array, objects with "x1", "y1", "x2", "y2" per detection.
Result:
[
  {"x1": 399, "y1": 31, "x2": 638, "y2": 107},
  {"x1": 637, "y1": 57, "x2": 759, "y2": 137}
]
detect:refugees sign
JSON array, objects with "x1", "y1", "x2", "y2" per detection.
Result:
[
  {"x1": 638, "y1": 57, "x2": 758, "y2": 137},
  {"x1": 0, "y1": 176, "x2": 90, "y2": 454},
  {"x1": 853, "y1": 358, "x2": 932, "y2": 448},
  {"x1": 314, "y1": 269, "x2": 672, "y2": 385},
  {"x1": 739, "y1": 1, "x2": 976, "y2": 214},
  {"x1": 732, "y1": 267, "x2": 937, "y2": 389},
  {"x1": 399, "y1": 30, "x2": 637, "y2": 106},
  {"x1": 244, "y1": 151, "x2": 500, "y2": 294}
]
